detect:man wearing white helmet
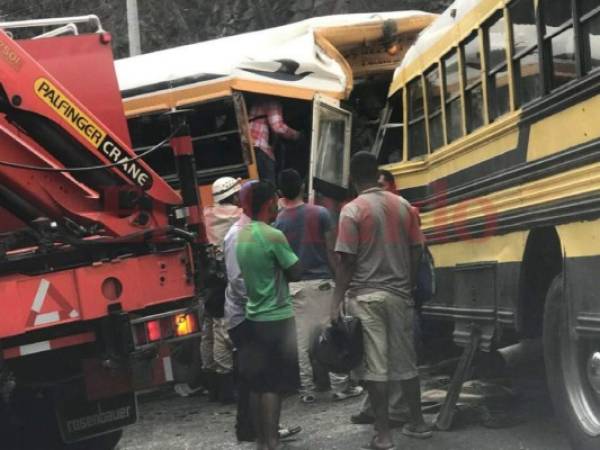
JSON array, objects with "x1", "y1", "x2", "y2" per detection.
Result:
[
  {"x1": 205, "y1": 176, "x2": 243, "y2": 247},
  {"x1": 177, "y1": 177, "x2": 242, "y2": 402}
]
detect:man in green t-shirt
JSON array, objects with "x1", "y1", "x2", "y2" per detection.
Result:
[{"x1": 236, "y1": 181, "x2": 302, "y2": 450}]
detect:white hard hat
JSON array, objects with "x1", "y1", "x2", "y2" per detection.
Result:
[{"x1": 212, "y1": 177, "x2": 242, "y2": 203}]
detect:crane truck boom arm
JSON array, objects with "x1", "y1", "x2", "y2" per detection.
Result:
[{"x1": 0, "y1": 27, "x2": 183, "y2": 237}]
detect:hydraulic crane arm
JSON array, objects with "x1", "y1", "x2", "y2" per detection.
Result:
[{"x1": 0, "y1": 28, "x2": 182, "y2": 237}]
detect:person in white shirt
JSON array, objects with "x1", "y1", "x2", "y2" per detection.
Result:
[{"x1": 176, "y1": 177, "x2": 241, "y2": 402}]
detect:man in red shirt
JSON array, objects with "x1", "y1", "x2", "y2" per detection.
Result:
[{"x1": 249, "y1": 98, "x2": 301, "y2": 183}]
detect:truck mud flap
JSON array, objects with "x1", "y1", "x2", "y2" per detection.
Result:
[{"x1": 55, "y1": 392, "x2": 137, "y2": 444}]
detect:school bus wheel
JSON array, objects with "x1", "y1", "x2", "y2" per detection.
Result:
[{"x1": 544, "y1": 275, "x2": 600, "y2": 450}]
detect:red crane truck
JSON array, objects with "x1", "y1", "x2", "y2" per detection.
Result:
[{"x1": 0, "y1": 16, "x2": 208, "y2": 450}]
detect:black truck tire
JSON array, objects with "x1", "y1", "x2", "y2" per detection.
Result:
[
  {"x1": 543, "y1": 275, "x2": 600, "y2": 450},
  {"x1": 64, "y1": 430, "x2": 123, "y2": 450},
  {"x1": 2, "y1": 388, "x2": 123, "y2": 450}
]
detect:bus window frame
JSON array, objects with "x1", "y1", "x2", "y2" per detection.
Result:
[
  {"x1": 373, "y1": 91, "x2": 404, "y2": 164},
  {"x1": 232, "y1": 91, "x2": 254, "y2": 166},
  {"x1": 442, "y1": 47, "x2": 465, "y2": 144},
  {"x1": 308, "y1": 96, "x2": 352, "y2": 196},
  {"x1": 483, "y1": 9, "x2": 513, "y2": 121},
  {"x1": 372, "y1": 101, "x2": 392, "y2": 160},
  {"x1": 407, "y1": 75, "x2": 429, "y2": 160},
  {"x1": 508, "y1": 0, "x2": 545, "y2": 106},
  {"x1": 424, "y1": 63, "x2": 445, "y2": 152},
  {"x1": 384, "y1": 0, "x2": 600, "y2": 172},
  {"x1": 461, "y1": 31, "x2": 486, "y2": 133},
  {"x1": 128, "y1": 95, "x2": 252, "y2": 185},
  {"x1": 578, "y1": 2, "x2": 600, "y2": 74},
  {"x1": 541, "y1": 0, "x2": 579, "y2": 90}
]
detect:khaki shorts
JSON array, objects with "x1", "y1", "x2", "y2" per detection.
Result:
[{"x1": 348, "y1": 290, "x2": 418, "y2": 382}]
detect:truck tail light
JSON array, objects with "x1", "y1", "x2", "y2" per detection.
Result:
[
  {"x1": 133, "y1": 310, "x2": 200, "y2": 347},
  {"x1": 146, "y1": 320, "x2": 162, "y2": 342},
  {"x1": 145, "y1": 318, "x2": 175, "y2": 342},
  {"x1": 174, "y1": 313, "x2": 198, "y2": 337}
]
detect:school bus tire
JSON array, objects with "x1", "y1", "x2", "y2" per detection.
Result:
[{"x1": 544, "y1": 275, "x2": 600, "y2": 450}]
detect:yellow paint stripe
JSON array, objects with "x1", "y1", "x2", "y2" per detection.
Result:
[
  {"x1": 421, "y1": 161, "x2": 600, "y2": 230},
  {"x1": 123, "y1": 79, "x2": 234, "y2": 117},
  {"x1": 430, "y1": 212, "x2": 600, "y2": 266},
  {"x1": 386, "y1": 80, "x2": 600, "y2": 195},
  {"x1": 528, "y1": 93, "x2": 600, "y2": 162},
  {"x1": 431, "y1": 216, "x2": 600, "y2": 266},
  {"x1": 430, "y1": 231, "x2": 527, "y2": 267},
  {"x1": 123, "y1": 78, "x2": 345, "y2": 118},
  {"x1": 557, "y1": 220, "x2": 600, "y2": 258}
]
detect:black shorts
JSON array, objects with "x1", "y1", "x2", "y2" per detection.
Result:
[{"x1": 239, "y1": 318, "x2": 300, "y2": 394}]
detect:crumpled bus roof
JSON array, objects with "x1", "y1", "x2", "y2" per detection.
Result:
[
  {"x1": 389, "y1": 0, "x2": 481, "y2": 95},
  {"x1": 399, "y1": 0, "x2": 480, "y2": 71},
  {"x1": 115, "y1": 11, "x2": 435, "y2": 102}
]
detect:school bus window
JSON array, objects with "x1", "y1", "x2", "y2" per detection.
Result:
[
  {"x1": 377, "y1": 91, "x2": 404, "y2": 164},
  {"x1": 580, "y1": 2, "x2": 600, "y2": 73},
  {"x1": 407, "y1": 77, "x2": 427, "y2": 159},
  {"x1": 542, "y1": 1, "x2": 577, "y2": 89},
  {"x1": 127, "y1": 96, "x2": 249, "y2": 185},
  {"x1": 128, "y1": 115, "x2": 176, "y2": 178},
  {"x1": 389, "y1": 91, "x2": 404, "y2": 123},
  {"x1": 444, "y1": 48, "x2": 461, "y2": 98},
  {"x1": 543, "y1": 1, "x2": 573, "y2": 34},
  {"x1": 485, "y1": 12, "x2": 511, "y2": 120},
  {"x1": 509, "y1": 0, "x2": 542, "y2": 105},
  {"x1": 443, "y1": 49, "x2": 464, "y2": 143},
  {"x1": 462, "y1": 33, "x2": 484, "y2": 132},
  {"x1": 425, "y1": 65, "x2": 444, "y2": 151},
  {"x1": 186, "y1": 98, "x2": 246, "y2": 181}
]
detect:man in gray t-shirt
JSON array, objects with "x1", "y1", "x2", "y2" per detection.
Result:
[
  {"x1": 331, "y1": 152, "x2": 431, "y2": 447},
  {"x1": 335, "y1": 188, "x2": 420, "y2": 299}
]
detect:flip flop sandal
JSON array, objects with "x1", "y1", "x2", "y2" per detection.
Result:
[
  {"x1": 279, "y1": 425, "x2": 302, "y2": 440},
  {"x1": 299, "y1": 393, "x2": 316, "y2": 404},
  {"x1": 361, "y1": 436, "x2": 395, "y2": 450},
  {"x1": 401, "y1": 423, "x2": 433, "y2": 439},
  {"x1": 174, "y1": 383, "x2": 205, "y2": 397},
  {"x1": 332, "y1": 386, "x2": 364, "y2": 401}
]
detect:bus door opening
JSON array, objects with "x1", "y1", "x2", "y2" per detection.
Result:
[
  {"x1": 242, "y1": 93, "x2": 352, "y2": 210},
  {"x1": 309, "y1": 96, "x2": 352, "y2": 210}
]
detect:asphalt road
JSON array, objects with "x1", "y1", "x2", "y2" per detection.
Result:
[{"x1": 118, "y1": 375, "x2": 569, "y2": 450}]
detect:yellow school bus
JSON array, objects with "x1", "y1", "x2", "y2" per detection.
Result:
[
  {"x1": 115, "y1": 12, "x2": 435, "y2": 207},
  {"x1": 374, "y1": 0, "x2": 600, "y2": 447}
]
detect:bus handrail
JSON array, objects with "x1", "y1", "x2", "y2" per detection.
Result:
[
  {"x1": 0, "y1": 15, "x2": 104, "y2": 34},
  {"x1": 32, "y1": 23, "x2": 79, "y2": 39}
]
